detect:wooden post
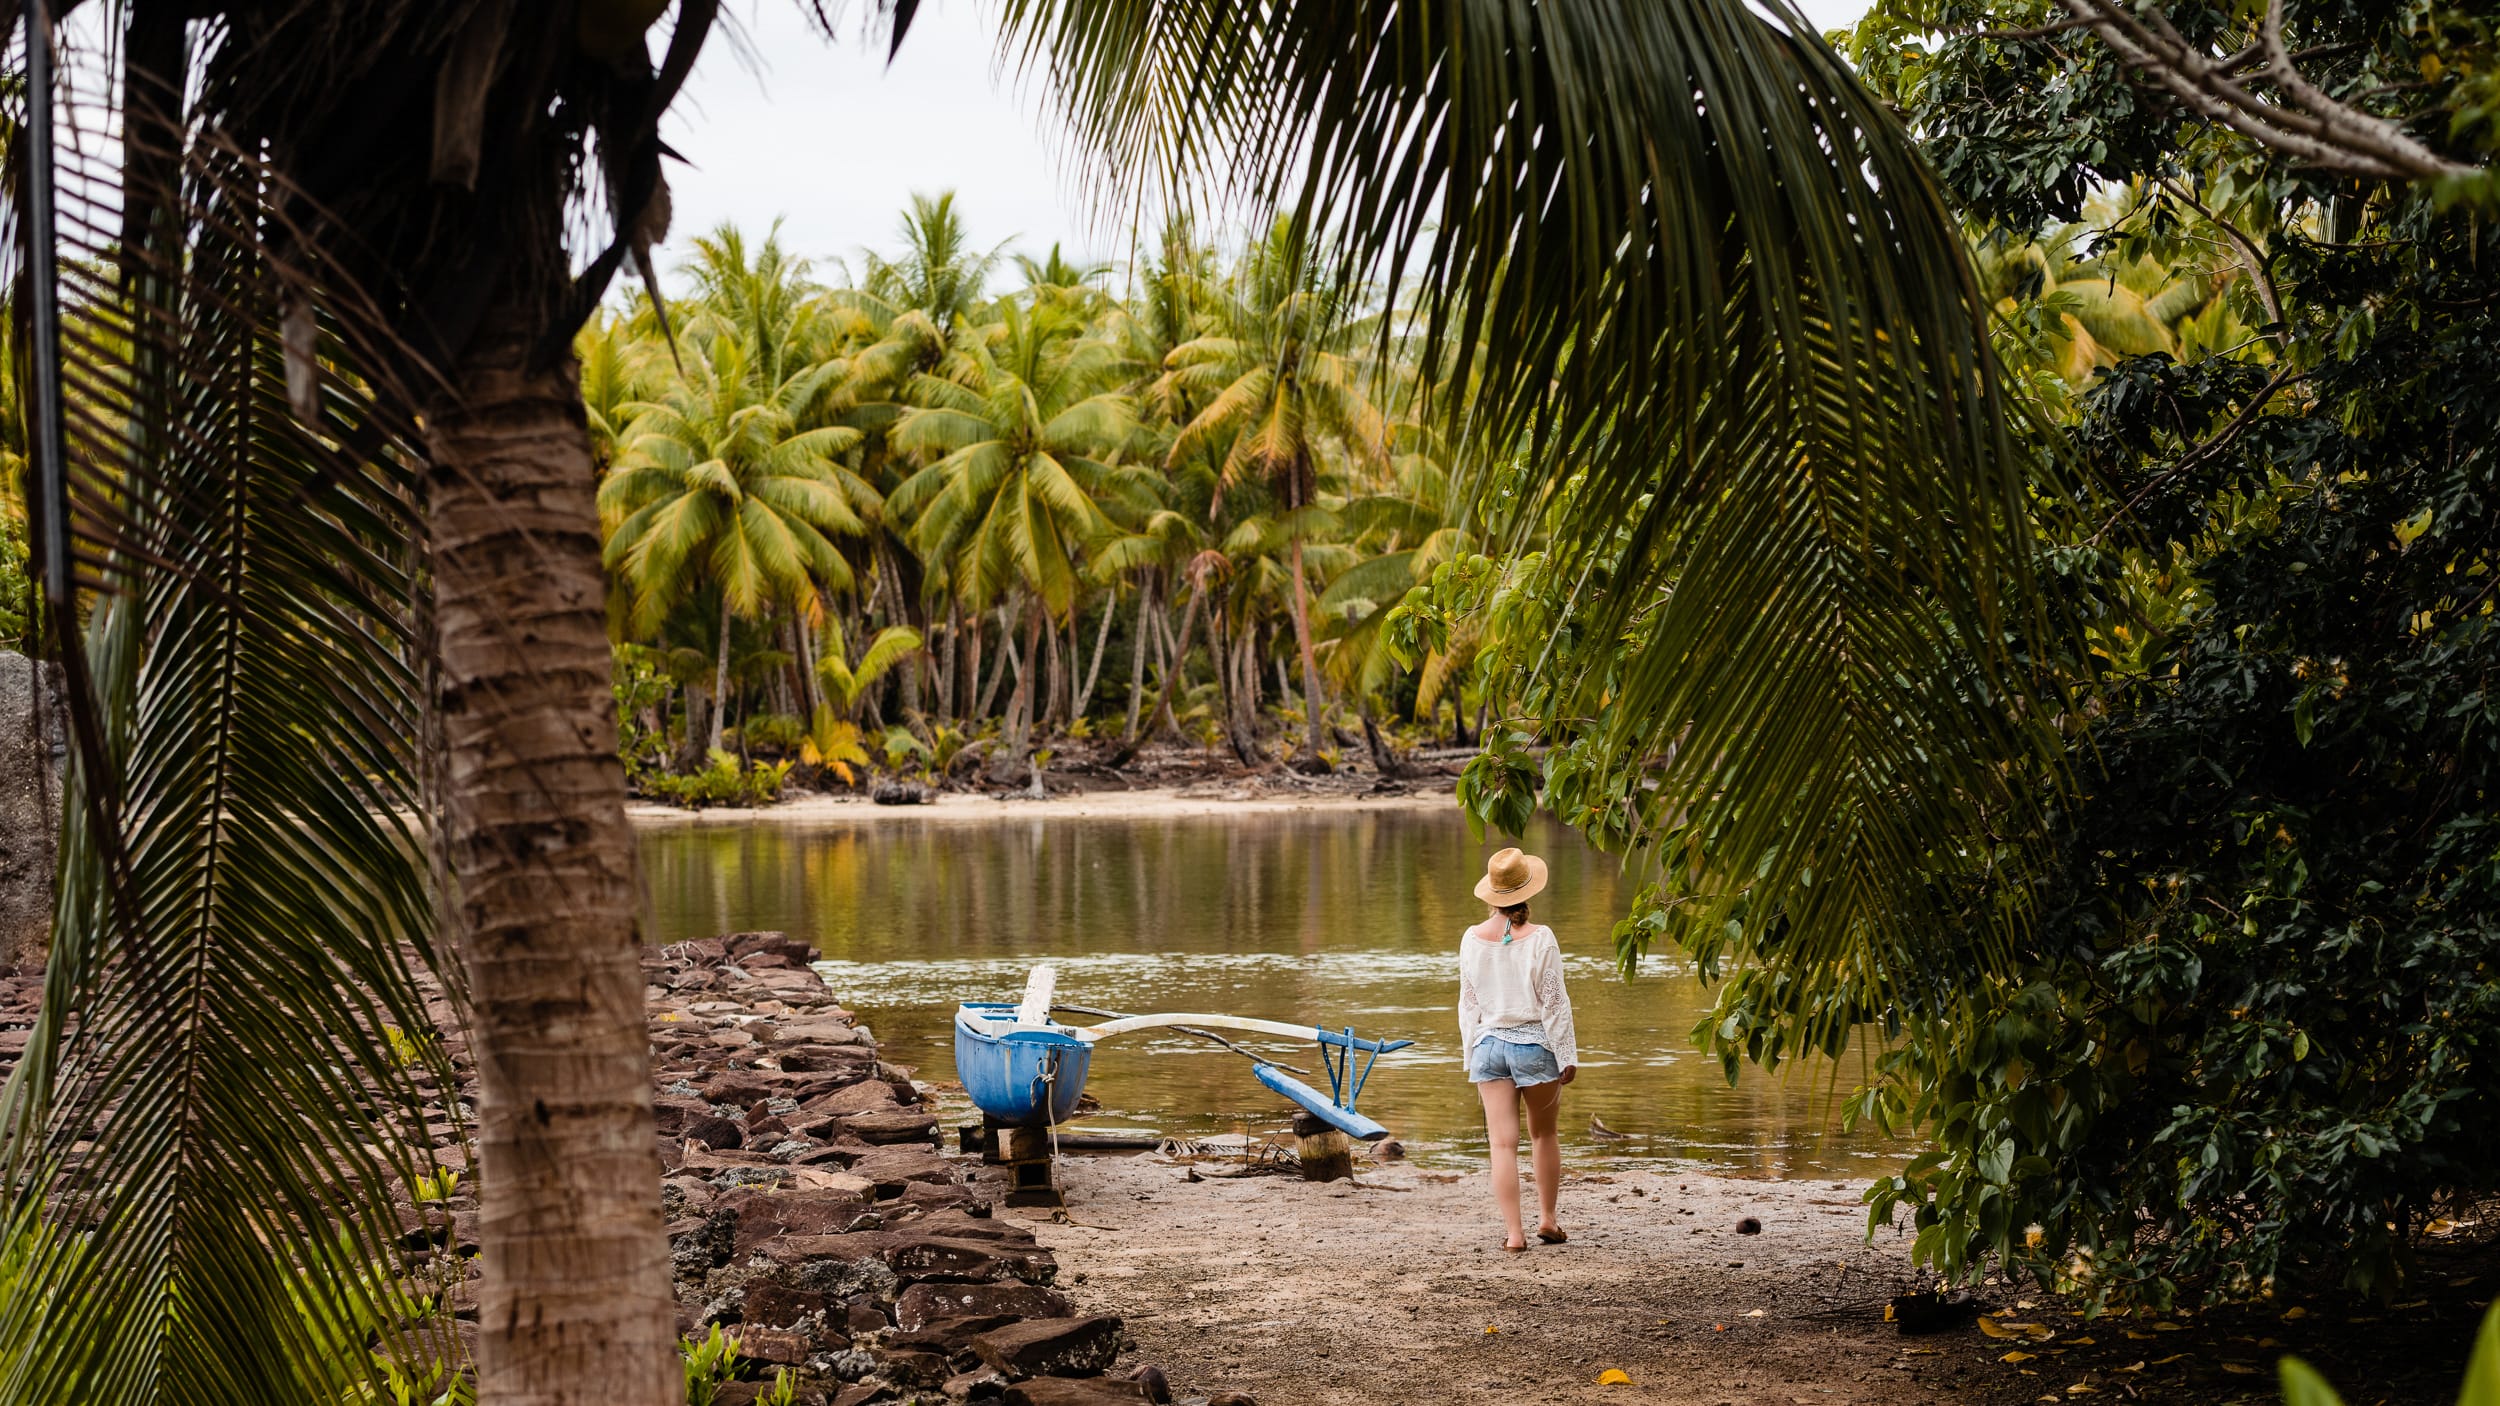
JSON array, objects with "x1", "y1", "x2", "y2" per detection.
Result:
[
  {"x1": 1294, "y1": 1113, "x2": 1354, "y2": 1183},
  {"x1": 984, "y1": 1119, "x2": 1064, "y2": 1208}
]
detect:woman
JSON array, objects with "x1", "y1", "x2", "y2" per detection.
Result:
[{"x1": 1456, "y1": 846, "x2": 1578, "y2": 1251}]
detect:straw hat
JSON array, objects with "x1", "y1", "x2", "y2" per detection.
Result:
[{"x1": 1473, "y1": 847, "x2": 1549, "y2": 905}]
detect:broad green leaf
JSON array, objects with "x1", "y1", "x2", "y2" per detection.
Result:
[{"x1": 2278, "y1": 1357, "x2": 2346, "y2": 1406}]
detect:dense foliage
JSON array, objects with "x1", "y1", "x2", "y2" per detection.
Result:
[
  {"x1": 1865, "y1": 196, "x2": 2500, "y2": 1306},
  {"x1": 1844, "y1": 2, "x2": 2500, "y2": 1307},
  {"x1": 1441, "y1": 0, "x2": 2500, "y2": 1307},
  {"x1": 589, "y1": 204, "x2": 1475, "y2": 795}
]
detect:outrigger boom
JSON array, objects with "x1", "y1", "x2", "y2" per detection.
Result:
[
  {"x1": 954, "y1": 968, "x2": 1414, "y2": 1142},
  {"x1": 1072, "y1": 1011, "x2": 1412, "y2": 1142},
  {"x1": 1068, "y1": 1011, "x2": 1407, "y2": 1054}
]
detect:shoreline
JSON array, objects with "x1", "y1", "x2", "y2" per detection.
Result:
[{"x1": 627, "y1": 780, "x2": 1463, "y2": 827}]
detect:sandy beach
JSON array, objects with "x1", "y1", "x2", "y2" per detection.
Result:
[
  {"x1": 1021, "y1": 1155, "x2": 1964, "y2": 1406},
  {"x1": 1016, "y1": 1151, "x2": 2499, "y2": 1406},
  {"x1": 627, "y1": 781, "x2": 1464, "y2": 827}
]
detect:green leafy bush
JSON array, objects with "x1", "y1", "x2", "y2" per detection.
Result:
[
  {"x1": 681, "y1": 1325, "x2": 796, "y2": 1406},
  {"x1": 613, "y1": 644, "x2": 678, "y2": 780},
  {"x1": 0, "y1": 499, "x2": 28, "y2": 653},
  {"x1": 639, "y1": 749, "x2": 790, "y2": 809},
  {"x1": 738, "y1": 711, "x2": 808, "y2": 756}
]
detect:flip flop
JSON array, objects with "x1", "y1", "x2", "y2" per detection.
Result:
[
  {"x1": 1536, "y1": 1227, "x2": 1568, "y2": 1244},
  {"x1": 1502, "y1": 1238, "x2": 1529, "y2": 1253}
]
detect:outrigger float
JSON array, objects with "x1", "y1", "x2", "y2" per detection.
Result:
[{"x1": 953, "y1": 966, "x2": 1412, "y2": 1197}]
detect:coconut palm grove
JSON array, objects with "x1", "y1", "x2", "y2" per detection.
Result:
[{"x1": 1, "y1": 1, "x2": 2497, "y2": 1404}]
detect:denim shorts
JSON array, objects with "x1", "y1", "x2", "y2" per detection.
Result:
[{"x1": 1467, "y1": 1036, "x2": 1563, "y2": 1088}]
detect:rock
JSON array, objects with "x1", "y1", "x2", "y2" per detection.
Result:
[
  {"x1": 778, "y1": 1167, "x2": 877, "y2": 1196},
  {"x1": 1736, "y1": 1216, "x2": 1762, "y2": 1235},
  {"x1": 1205, "y1": 1395, "x2": 1258, "y2": 1406},
  {"x1": 846, "y1": 1146, "x2": 962, "y2": 1194},
  {"x1": 805, "y1": 1080, "x2": 901, "y2": 1117},
  {"x1": 702, "y1": 1072, "x2": 780, "y2": 1106},
  {"x1": 871, "y1": 781, "x2": 931, "y2": 806},
  {"x1": 685, "y1": 1115, "x2": 746, "y2": 1151},
  {"x1": 832, "y1": 1385, "x2": 894, "y2": 1406},
  {"x1": 781, "y1": 1046, "x2": 875, "y2": 1072},
  {"x1": 727, "y1": 931, "x2": 819, "y2": 965},
  {"x1": 970, "y1": 1316, "x2": 1124, "y2": 1379},
  {"x1": 1126, "y1": 1366, "x2": 1171, "y2": 1404},
  {"x1": 737, "y1": 1280, "x2": 828, "y2": 1329},
  {"x1": 894, "y1": 1283, "x2": 1074, "y2": 1332},
  {"x1": 944, "y1": 1367, "x2": 1010, "y2": 1402},
  {"x1": 846, "y1": 1109, "x2": 940, "y2": 1145},
  {"x1": 747, "y1": 1248, "x2": 902, "y2": 1307},
  {"x1": 0, "y1": 653, "x2": 64, "y2": 971},
  {"x1": 1004, "y1": 1380, "x2": 1147, "y2": 1406},
  {"x1": 878, "y1": 1348, "x2": 957, "y2": 1388},
  {"x1": 889, "y1": 1315, "x2": 1020, "y2": 1355},
  {"x1": 1368, "y1": 1138, "x2": 1406, "y2": 1162},
  {"x1": 722, "y1": 1187, "x2": 876, "y2": 1253},
  {"x1": 653, "y1": 1095, "x2": 717, "y2": 1137},
  {"x1": 890, "y1": 1180, "x2": 982, "y2": 1215},
  {"x1": 888, "y1": 1232, "x2": 1053, "y2": 1285},
  {"x1": 730, "y1": 1320, "x2": 810, "y2": 1360},
  {"x1": 844, "y1": 1297, "x2": 893, "y2": 1334}
]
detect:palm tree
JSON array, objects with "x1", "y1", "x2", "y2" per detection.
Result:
[
  {"x1": 1319, "y1": 434, "x2": 1477, "y2": 769},
  {"x1": 579, "y1": 308, "x2": 660, "y2": 469},
  {"x1": 1974, "y1": 185, "x2": 2262, "y2": 387},
  {"x1": 7, "y1": 5, "x2": 2049, "y2": 1404},
  {"x1": 851, "y1": 191, "x2": 1010, "y2": 349},
  {"x1": 887, "y1": 302, "x2": 1135, "y2": 772},
  {"x1": 1156, "y1": 219, "x2": 1391, "y2": 763},
  {"x1": 600, "y1": 336, "x2": 868, "y2": 751}
]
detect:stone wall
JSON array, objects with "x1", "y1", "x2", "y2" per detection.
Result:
[{"x1": 0, "y1": 651, "x2": 65, "y2": 973}]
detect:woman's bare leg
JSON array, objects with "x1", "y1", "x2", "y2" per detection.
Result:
[
  {"x1": 1475, "y1": 1078, "x2": 1526, "y2": 1249},
  {"x1": 1522, "y1": 1081, "x2": 1563, "y2": 1235}
]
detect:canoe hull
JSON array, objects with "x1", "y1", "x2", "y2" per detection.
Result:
[{"x1": 954, "y1": 1002, "x2": 1093, "y2": 1129}]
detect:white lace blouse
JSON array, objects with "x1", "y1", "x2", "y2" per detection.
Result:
[{"x1": 1455, "y1": 923, "x2": 1579, "y2": 1069}]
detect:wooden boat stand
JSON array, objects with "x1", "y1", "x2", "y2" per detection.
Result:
[{"x1": 962, "y1": 1118, "x2": 1065, "y2": 1208}]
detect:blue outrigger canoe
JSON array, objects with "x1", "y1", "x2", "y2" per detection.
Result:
[
  {"x1": 953, "y1": 1000, "x2": 1095, "y2": 1128},
  {"x1": 954, "y1": 970, "x2": 1413, "y2": 1139}
]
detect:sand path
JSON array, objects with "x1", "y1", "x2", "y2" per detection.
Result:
[{"x1": 1016, "y1": 1155, "x2": 1994, "y2": 1406}]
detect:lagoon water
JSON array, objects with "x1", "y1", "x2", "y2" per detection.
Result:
[{"x1": 637, "y1": 807, "x2": 1910, "y2": 1177}]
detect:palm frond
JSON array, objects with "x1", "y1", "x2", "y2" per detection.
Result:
[
  {"x1": 2, "y1": 78, "x2": 459, "y2": 1405},
  {"x1": 996, "y1": 0, "x2": 2076, "y2": 1033}
]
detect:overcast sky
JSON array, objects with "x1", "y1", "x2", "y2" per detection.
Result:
[{"x1": 662, "y1": 1, "x2": 1876, "y2": 290}]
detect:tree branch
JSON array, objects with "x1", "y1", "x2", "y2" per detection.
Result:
[
  {"x1": 2155, "y1": 177, "x2": 2287, "y2": 347},
  {"x1": 2090, "y1": 361, "x2": 2307, "y2": 543},
  {"x1": 2055, "y1": 0, "x2": 2481, "y2": 183}
]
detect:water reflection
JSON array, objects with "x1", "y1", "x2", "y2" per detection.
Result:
[{"x1": 635, "y1": 808, "x2": 1910, "y2": 1177}]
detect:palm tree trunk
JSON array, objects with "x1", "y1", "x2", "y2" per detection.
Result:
[
  {"x1": 1106, "y1": 577, "x2": 1201, "y2": 768},
  {"x1": 1289, "y1": 535, "x2": 1328, "y2": 764},
  {"x1": 797, "y1": 597, "x2": 823, "y2": 718},
  {"x1": 1215, "y1": 614, "x2": 1263, "y2": 767},
  {"x1": 1000, "y1": 603, "x2": 1043, "y2": 775},
  {"x1": 963, "y1": 610, "x2": 984, "y2": 722},
  {"x1": 940, "y1": 600, "x2": 962, "y2": 721},
  {"x1": 1080, "y1": 597, "x2": 1115, "y2": 723},
  {"x1": 1040, "y1": 612, "x2": 1065, "y2": 732},
  {"x1": 708, "y1": 594, "x2": 733, "y2": 752},
  {"x1": 1359, "y1": 696, "x2": 1404, "y2": 778},
  {"x1": 1120, "y1": 582, "x2": 1154, "y2": 743},
  {"x1": 425, "y1": 300, "x2": 676, "y2": 1405}
]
